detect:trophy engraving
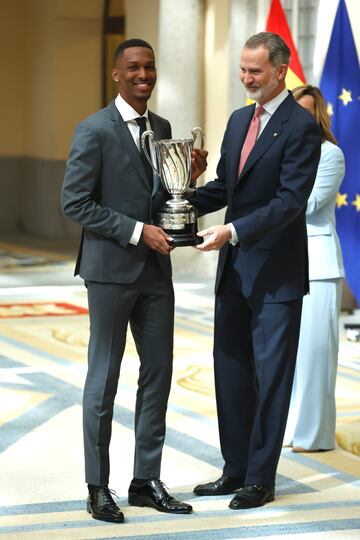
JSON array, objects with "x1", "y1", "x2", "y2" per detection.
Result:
[{"x1": 141, "y1": 127, "x2": 205, "y2": 247}]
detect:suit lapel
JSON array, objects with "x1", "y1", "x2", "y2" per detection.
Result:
[
  {"x1": 237, "y1": 93, "x2": 295, "y2": 181},
  {"x1": 239, "y1": 118, "x2": 284, "y2": 179},
  {"x1": 108, "y1": 101, "x2": 151, "y2": 189},
  {"x1": 148, "y1": 111, "x2": 167, "y2": 194}
]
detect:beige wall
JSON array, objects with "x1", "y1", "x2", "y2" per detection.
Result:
[
  {"x1": 28, "y1": 0, "x2": 103, "y2": 160},
  {"x1": 53, "y1": 0, "x2": 162, "y2": 159},
  {"x1": 24, "y1": 0, "x2": 58, "y2": 160},
  {"x1": 0, "y1": 0, "x2": 103, "y2": 160},
  {"x1": 0, "y1": 0, "x2": 179, "y2": 161},
  {"x1": 53, "y1": 3, "x2": 103, "y2": 159},
  {"x1": 0, "y1": 0, "x2": 26, "y2": 156},
  {"x1": 124, "y1": 0, "x2": 160, "y2": 112},
  {"x1": 0, "y1": 0, "x2": 104, "y2": 236}
]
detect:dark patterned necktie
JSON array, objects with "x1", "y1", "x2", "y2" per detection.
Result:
[{"x1": 135, "y1": 116, "x2": 153, "y2": 184}]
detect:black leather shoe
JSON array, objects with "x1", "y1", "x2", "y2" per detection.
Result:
[
  {"x1": 194, "y1": 475, "x2": 243, "y2": 496},
  {"x1": 229, "y1": 485, "x2": 275, "y2": 509},
  {"x1": 87, "y1": 487, "x2": 124, "y2": 522},
  {"x1": 128, "y1": 479, "x2": 192, "y2": 514}
]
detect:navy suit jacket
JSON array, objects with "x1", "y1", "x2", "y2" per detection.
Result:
[
  {"x1": 61, "y1": 101, "x2": 172, "y2": 284},
  {"x1": 191, "y1": 93, "x2": 322, "y2": 304}
]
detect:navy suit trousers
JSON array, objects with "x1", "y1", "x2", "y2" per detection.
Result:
[{"x1": 214, "y1": 248, "x2": 302, "y2": 486}]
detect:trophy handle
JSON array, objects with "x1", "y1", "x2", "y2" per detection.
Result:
[
  {"x1": 141, "y1": 130, "x2": 160, "y2": 176},
  {"x1": 191, "y1": 127, "x2": 205, "y2": 149}
]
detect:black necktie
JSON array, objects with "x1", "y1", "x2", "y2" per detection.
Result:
[{"x1": 135, "y1": 117, "x2": 153, "y2": 184}]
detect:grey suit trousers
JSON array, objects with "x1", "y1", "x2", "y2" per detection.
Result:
[{"x1": 83, "y1": 253, "x2": 174, "y2": 485}]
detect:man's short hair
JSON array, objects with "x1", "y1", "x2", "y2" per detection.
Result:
[
  {"x1": 114, "y1": 39, "x2": 154, "y2": 63},
  {"x1": 244, "y1": 32, "x2": 290, "y2": 67}
]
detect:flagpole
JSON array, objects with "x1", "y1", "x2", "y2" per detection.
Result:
[
  {"x1": 312, "y1": 0, "x2": 338, "y2": 84},
  {"x1": 291, "y1": 0, "x2": 299, "y2": 48}
]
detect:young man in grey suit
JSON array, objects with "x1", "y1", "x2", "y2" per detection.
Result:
[
  {"x1": 191, "y1": 32, "x2": 321, "y2": 509},
  {"x1": 61, "y1": 39, "x2": 207, "y2": 523}
]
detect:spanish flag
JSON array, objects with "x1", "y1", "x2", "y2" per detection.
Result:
[{"x1": 266, "y1": 0, "x2": 306, "y2": 88}]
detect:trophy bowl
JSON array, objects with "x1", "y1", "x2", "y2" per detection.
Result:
[{"x1": 141, "y1": 127, "x2": 205, "y2": 247}]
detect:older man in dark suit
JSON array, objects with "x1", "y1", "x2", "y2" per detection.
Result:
[
  {"x1": 192, "y1": 32, "x2": 321, "y2": 509},
  {"x1": 61, "y1": 38, "x2": 206, "y2": 523}
]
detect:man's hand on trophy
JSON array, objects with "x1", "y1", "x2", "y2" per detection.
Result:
[
  {"x1": 195, "y1": 224, "x2": 232, "y2": 251},
  {"x1": 190, "y1": 148, "x2": 208, "y2": 184},
  {"x1": 142, "y1": 224, "x2": 174, "y2": 255}
]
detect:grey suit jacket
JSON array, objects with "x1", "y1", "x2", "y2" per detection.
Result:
[{"x1": 61, "y1": 101, "x2": 172, "y2": 284}]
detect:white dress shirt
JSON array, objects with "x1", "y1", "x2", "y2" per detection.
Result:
[{"x1": 114, "y1": 93, "x2": 150, "y2": 245}]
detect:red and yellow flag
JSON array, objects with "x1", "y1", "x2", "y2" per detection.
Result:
[{"x1": 266, "y1": 0, "x2": 306, "y2": 88}]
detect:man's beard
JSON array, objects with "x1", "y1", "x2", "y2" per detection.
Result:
[
  {"x1": 245, "y1": 87, "x2": 265, "y2": 101},
  {"x1": 244, "y1": 74, "x2": 279, "y2": 102}
]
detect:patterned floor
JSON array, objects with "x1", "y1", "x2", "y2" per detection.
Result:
[{"x1": 0, "y1": 245, "x2": 359, "y2": 539}]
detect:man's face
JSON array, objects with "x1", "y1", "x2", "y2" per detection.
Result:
[
  {"x1": 240, "y1": 45, "x2": 287, "y2": 104},
  {"x1": 112, "y1": 46, "x2": 157, "y2": 112}
]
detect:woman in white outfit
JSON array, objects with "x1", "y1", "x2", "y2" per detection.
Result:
[{"x1": 284, "y1": 85, "x2": 345, "y2": 452}]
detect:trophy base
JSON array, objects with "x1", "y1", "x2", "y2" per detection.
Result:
[
  {"x1": 165, "y1": 232, "x2": 203, "y2": 247},
  {"x1": 157, "y1": 203, "x2": 203, "y2": 247}
]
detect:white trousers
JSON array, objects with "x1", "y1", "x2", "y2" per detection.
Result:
[{"x1": 284, "y1": 279, "x2": 342, "y2": 450}]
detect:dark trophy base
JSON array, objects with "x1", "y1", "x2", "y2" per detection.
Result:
[
  {"x1": 157, "y1": 204, "x2": 203, "y2": 247},
  {"x1": 165, "y1": 231, "x2": 203, "y2": 247}
]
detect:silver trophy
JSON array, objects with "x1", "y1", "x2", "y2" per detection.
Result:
[{"x1": 141, "y1": 127, "x2": 205, "y2": 247}]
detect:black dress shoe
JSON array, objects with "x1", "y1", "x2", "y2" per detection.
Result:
[
  {"x1": 193, "y1": 475, "x2": 243, "y2": 496},
  {"x1": 128, "y1": 479, "x2": 192, "y2": 514},
  {"x1": 229, "y1": 485, "x2": 275, "y2": 509},
  {"x1": 87, "y1": 487, "x2": 124, "y2": 522}
]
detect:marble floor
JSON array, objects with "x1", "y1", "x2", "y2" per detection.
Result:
[{"x1": 0, "y1": 239, "x2": 359, "y2": 539}]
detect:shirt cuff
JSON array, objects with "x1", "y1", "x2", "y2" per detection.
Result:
[
  {"x1": 228, "y1": 223, "x2": 239, "y2": 246},
  {"x1": 129, "y1": 221, "x2": 144, "y2": 245}
]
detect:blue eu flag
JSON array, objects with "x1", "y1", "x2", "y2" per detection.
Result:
[{"x1": 320, "y1": 0, "x2": 360, "y2": 304}]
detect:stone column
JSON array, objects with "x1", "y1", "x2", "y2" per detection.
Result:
[
  {"x1": 197, "y1": 0, "x2": 258, "y2": 279},
  {"x1": 228, "y1": 0, "x2": 258, "y2": 112},
  {"x1": 156, "y1": 0, "x2": 204, "y2": 138},
  {"x1": 156, "y1": 0, "x2": 205, "y2": 277},
  {"x1": 201, "y1": 0, "x2": 262, "y2": 216}
]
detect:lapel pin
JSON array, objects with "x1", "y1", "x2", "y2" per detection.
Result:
[{"x1": 273, "y1": 132, "x2": 278, "y2": 137}]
